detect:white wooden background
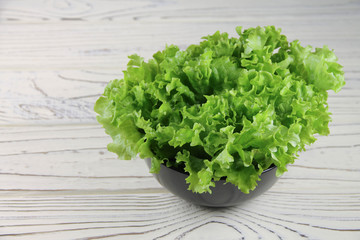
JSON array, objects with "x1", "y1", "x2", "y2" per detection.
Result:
[{"x1": 0, "y1": 0, "x2": 359, "y2": 239}]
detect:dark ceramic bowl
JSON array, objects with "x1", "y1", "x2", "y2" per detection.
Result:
[{"x1": 145, "y1": 158, "x2": 278, "y2": 207}]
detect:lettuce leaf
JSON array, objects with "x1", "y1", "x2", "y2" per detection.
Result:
[{"x1": 95, "y1": 26, "x2": 345, "y2": 193}]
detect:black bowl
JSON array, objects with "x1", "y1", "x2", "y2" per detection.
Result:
[{"x1": 145, "y1": 158, "x2": 278, "y2": 207}]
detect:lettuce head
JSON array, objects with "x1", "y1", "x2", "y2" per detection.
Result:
[{"x1": 95, "y1": 26, "x2": 345, "y2": 194}]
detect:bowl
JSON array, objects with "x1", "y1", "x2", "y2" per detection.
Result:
[{"x1": 145, "y1": 158, "x2": 278, "y2": 207}]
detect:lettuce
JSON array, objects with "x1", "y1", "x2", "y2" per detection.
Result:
[{"x1": 95, "y1": 26, "x2": 345, "y2": 194}]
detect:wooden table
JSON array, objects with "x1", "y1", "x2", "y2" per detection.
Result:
[{"x1": 1, "y1": 0, "x2": 359, "y2": 239}]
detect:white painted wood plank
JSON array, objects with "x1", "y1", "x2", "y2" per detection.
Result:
[
  {"x1": 0, "y1": 0, "x2": 359, "y2": 23},
  {"x1": 0, "y1": 21, "x2": 358, "y2": 71},
  {"x1": 0, "y1": 193, "x2": 359, "y2": 240}
]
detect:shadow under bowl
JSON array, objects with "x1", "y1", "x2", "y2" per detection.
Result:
[{"x1": 145, "y1": 158, "x2": 279, "y2": 207}]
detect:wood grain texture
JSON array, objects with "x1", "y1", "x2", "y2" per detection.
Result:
[
  {"x1": 0, "y1": 193, "x2": 359, "y2": 240},
  {"x1": 1, "y1": 0, "x2": 360, "y2": 239},
  {"x1": 0, "y1": 22, "x2": 359, "y2": 70}
]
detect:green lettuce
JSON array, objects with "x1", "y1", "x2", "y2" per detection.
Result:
[{"x1": 95, "y1": 26, "x2": 345, "y2": 194}]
